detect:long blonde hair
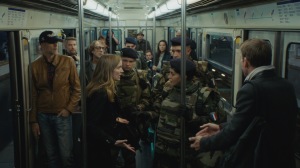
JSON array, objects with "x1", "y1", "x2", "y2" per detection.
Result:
[{"x1": 86, "y1": 54, "x2": 121, "y2": 102}]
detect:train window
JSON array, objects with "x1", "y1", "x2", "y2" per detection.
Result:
[
  {"x1": 207, "y1": 34, "x2": 233, "y2": 68},
  {"x1": 286, "y1": 43, "x2": 300, "y2": 105},
  {"x1": 29, "y1": 37, "x2": 40, "y2": 61},
  {"x1": 101, "y1": 29, "x2": 122, "y2": 51},
  {"x1": 206, "y1": 33, "x2": 233, "y2": 106}
]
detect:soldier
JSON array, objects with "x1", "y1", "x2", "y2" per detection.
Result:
[
  {"x1": 152, "y1": 37, "x2": 194, "y2": 109},
  {"x1": 135, "y1": 31, "x2": 152, "y2": 55},
  {"x1": 125, "y1": 37, "x2": 148, "y2": 70},
  {"x1": 153, "y1": 58, "x2": 222, "y2": 168},
  {"x1": 117, "y1": 47, "x2": 152, "y2": 168}
]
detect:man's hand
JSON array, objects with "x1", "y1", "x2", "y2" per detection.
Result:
[
  {"x1": 196, "y1": 123, "x2": 220, "y2": 137},
  {"x1": 116, "y1": 117, "x2": 129, "y2": 124},
  {"x1": 115, "y1": 139, "x2": 136, "y2": 153},
  {"x1": 189, "y1": 135, "x2": 202, "y2": 151},
  {"x1": 57, "y1": 109, "x2": 70, "y2": 117},
  {"x1": 31, "y1": 123, "x2": 40, "y2": 138}
]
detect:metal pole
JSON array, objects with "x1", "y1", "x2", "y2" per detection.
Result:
[
  {"x1": 78, "y1": 0, "x2": 86, "y2": 168},
  {"x1": 180, "y1": 0, "x2": 187, "y2": 168},
  {"x1": 109, "y1": 7, "x2": 112, "y2": 54},
  {"x1": 152, "y1": 7, "x2": 156, "y2": 62}
]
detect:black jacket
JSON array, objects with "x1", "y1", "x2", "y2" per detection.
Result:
[
  {"x1": 86, "y1": 89, "x2": 120, "y2": 168},
  {"x1": 200, "y1": 69, "x2": 297, "y2": 168}
]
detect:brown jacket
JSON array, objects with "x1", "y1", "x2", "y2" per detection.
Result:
[{"x1": 30, "y1": 54, "x2": 81, "y2": 122}]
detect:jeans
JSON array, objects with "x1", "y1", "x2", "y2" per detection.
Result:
[{"x1": 38, "y1": 113, "x2": 74, "y2": 168}]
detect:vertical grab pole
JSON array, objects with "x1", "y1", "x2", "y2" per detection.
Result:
[
  {"x1": 78, "y1": 0, "x2": 86, "y2": 167},
  {"x1": 109, "y1": 7, "x2": 112, "y2": 54},
  {"x1": 180, "y1": 0, "x2": 187, "y2": 168}
]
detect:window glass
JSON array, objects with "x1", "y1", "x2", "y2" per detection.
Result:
[
  {"x1": 206, "y1": 33, "x2": 233, "y2": 105},
  {"x1": 101, "y1": 29, "x2": 122, "y2": 51},
  {"x1": 287, "y1": 43, "x2": 300, "y2": 106},
  {"x1": 208, "y1": 34, "x2": 233, "y2": 68}
]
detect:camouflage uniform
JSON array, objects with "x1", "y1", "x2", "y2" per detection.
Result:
[
  {"x1": 194, "y1": 60, "x2": 216, "y2": 88},
  {"x1": 135, "y1": 51, "x2": 148, "y2": 70},
  {"x1": 116, "y1": 68, "x2": 152, "y2": 168},
  {"x1": 153, "y1": 80, "x2": 224, "y2": 168}
]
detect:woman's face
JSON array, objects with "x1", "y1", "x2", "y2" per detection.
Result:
[
  {"x1": 113, "y1": 60, "x2": 123, "y2": 81},
  {"x1": 159, "y1": 41, "x2": 166, "y2": 52},
  {"x1": 168, "y1": 68, "x2": 181, "y2": 86}
]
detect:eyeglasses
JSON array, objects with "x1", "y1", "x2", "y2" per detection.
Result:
[{"x1": 94, "y1": 46, "x2": 106, "y2": 50}]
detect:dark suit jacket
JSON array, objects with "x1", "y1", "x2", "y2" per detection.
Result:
[{"x1": 200, "y1": 69, "x2": 297, "y2": 168}]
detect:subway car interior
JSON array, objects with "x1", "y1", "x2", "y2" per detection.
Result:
[{"x1": 0, "y1": 0, "x2": 300, "y2": 167}]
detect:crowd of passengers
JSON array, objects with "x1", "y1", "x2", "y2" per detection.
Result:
[{"x1": 30, "y1": 30, "x2": 298, "y2": 168}]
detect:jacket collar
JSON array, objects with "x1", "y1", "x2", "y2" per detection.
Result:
[
  {"x1": 43, "y1": 54, "x2": 59, "y2": 66},
  {"x1": 244, "y1": 65, "x2": 274, "y2": 81}
]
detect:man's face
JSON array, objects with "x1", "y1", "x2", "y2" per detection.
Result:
[
  {"x1": 125, "y1": 43, "x2": 136, "y2": 49},
  {"x1": 241, "y1": 56, "x2": 249, "y2": 77},
  {"x1": 170, "y1": 45, "x2": 182, "y2": 59},
  {"x1": 170, "y1": 45, "x2": 191, "y2": 59},
  {"x1": 65, "y1": 40, "x2": 77, "y2": 55},
  {"x1": 122, "y1": 57, "x2": 136, "y2": 71},
  {"x1": 41, "y1": 42, "x2": 58, "y2": 56},
  {"x1": 145, "y1": 52, "x2": 153, "y2": 61},
  {"x1": 137, "y1": 34, "x2": 143, "y2": 41},
  {"x1": 92, "y1": 41, "x2": 106, "y2": 59}
]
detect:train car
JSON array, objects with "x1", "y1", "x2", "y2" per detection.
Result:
[{"x1": 0, "y1": 0, "x2": 299, "y2": 168}]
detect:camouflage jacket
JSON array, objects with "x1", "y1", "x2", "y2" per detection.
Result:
[{"x1": 117, "y1": 68, "x2": 151, "y2": 118}]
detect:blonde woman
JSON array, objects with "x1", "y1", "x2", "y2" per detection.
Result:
[{"x1": 86, "y1": 54, "x2": 135, "y2": 168}]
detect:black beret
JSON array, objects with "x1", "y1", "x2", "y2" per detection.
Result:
[
  {"x1": 121, "y1": 48, "x2": 138, "y2": 59},
  {"x1": 125, "y1": 37, "x2": 137, "y2": 45},
  {"x1": 170, "y1": 58, "x2": 196, "y2": 75},
  {"x1": 170, "y1": 37, "x2": 192, "y2": 46}
]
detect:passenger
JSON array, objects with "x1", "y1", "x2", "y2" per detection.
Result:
[
  {"x1": 152, "y1": 37, "x2": 194, "y2": 105},
  {"x1": 117, "y1": 47, "x2": 152, "y2": 168},
  {"x1": 106, "y1": 30, "x2": 119, "y2": 54},
  {"x1": 84, "y1": 40, "x2": 106, "y2": 84},
  {"x1": 125, "y1": 37, "x2": 148, "y2": 70},
  {"x1": 170, "y1": 36, "x2": 194, "y2": 60},
  {"x1": 30, "y1": 30, "x2": 81, "y2": 168},
  {"x1": 175, "y1": 29, "x2": 198, "y2": 61},
  {"x1": 125, "y1": 37, "x2": 137, "y2": 49},
  {"x1": 86, "y1": 54, "x2": 135, "y2": 168},
  {"x1": 153, "y1": 58, "x2": 219, "y2": 168},
  {"x1": 145, "y1": 50, "x2": 154, "y2": 87},
  {"x1": 152, "y1": 40, "x2": 171, "y2": 73},
  {"x1": 189, "y1": 39, "x2": 298, "y2": 168},
  {"x1": 145, "y1": 50, "x2": 153, "y2": 69},
  {"x1": 135, "y1": 31, "x2": 152, "y2": 55},
  {"x1": 64, "y1": 37, "x2": 80, "y2": 73},
  {"x1": 98, "y1": 34, "x2": 106, "y2": 42}
]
